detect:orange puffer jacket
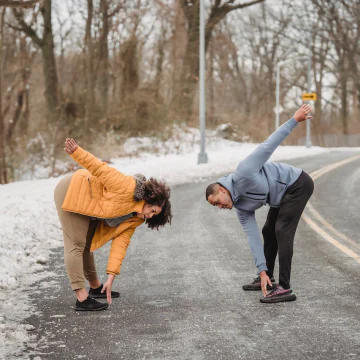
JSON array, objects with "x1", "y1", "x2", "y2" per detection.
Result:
[{"x1": 62, "y1": 146, "x2": 145, "y2": 275}]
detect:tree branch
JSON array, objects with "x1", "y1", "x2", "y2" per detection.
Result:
[
  {"x1": 224, "y1": 0, "x2": 265, "y2": 12},
  {"x1": 11, "y1": 8, "x2": 43, "y2": 46},
  {"x1": 0, "y1": 0, "x2": 41, "y2": 8},
  {"x1": 108, "y1": 3, "x2": 123, "y2": 18}
]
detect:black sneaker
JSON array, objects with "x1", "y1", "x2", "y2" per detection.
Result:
[
  {"x1": 75, "y1": 296, "x2": 109, "y2": 311},
  {"x1": 242, "y1": 275, "x2": 276, "y2": 291},
  {"x1": 260, "y1": 285, "x2": 297, "y2": 303},
  {"x1": 88, "y1": 284, "x2": 120, "y2": 299}
]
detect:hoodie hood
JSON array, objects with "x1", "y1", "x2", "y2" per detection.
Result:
[{"x1": 217, "y1": 174, "x2": 236, "y2": 202}]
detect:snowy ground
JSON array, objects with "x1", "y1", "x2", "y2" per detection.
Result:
[{"x1": 1, "y1": 126, "x2": 358, "y2": 358}]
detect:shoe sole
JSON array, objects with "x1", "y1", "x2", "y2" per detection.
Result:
[
  {"x1": 90, "y1": 294, "x2": 120, "y2": 299},
  {"x1": 243, "y1": 285, "x2": 276, "y2": 291},
  {"x1": 75, "y1": 304, "x2": 109, "y2": 311},
  {"x1": 260, "y1": 293, "x2": 297, "y2": 303}
]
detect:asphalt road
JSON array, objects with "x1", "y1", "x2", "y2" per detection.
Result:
[{"x1": 25, "y1": 150, "x2": 360, "y2": 360}]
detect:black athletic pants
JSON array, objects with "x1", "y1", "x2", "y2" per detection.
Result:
[{"x1": 262, "y1": 171, "x2": 314, "y2": 289}]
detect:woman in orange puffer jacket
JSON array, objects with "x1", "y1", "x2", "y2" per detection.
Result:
[{"x1": 54, "y1": 138, "x2": 172, "y2": 311}]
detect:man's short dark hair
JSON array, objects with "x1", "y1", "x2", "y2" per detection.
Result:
[{"x1": 205, "y1": 183, "x2": 219, "y2": 201}]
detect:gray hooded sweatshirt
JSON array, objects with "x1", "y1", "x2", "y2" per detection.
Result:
[{"x1": 217, "y1": 117, "x2": 302, "y2": 273}]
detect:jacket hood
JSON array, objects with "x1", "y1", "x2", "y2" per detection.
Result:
[
  {"x1": 217, "y1": 174, "x2": 236, "y2": 201},
  {"x1": 133, "y1": 173, "x2": 147, "y2": 201}
]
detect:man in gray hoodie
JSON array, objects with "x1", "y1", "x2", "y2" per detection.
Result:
[{"x1": 206, "y1": 104, "x2": 314, "y2": 303}]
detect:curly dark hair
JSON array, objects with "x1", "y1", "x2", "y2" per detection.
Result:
[{"x1": 143, "y1": 178, "x2": 172, "y2": 230}]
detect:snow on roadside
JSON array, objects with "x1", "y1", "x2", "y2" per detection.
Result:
[
  {"x1": 1, "y1": 126, "x2": 355, "y2": 358},
  {"x1": 114, "y1": 138, "x2": 330, "y2": 185},
  {"x1": 0, "y1": 177, "x2": 61, "y2": 358}
]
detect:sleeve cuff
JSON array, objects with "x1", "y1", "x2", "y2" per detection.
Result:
[
  {"x1": 257, "y1": 264, "x2": 268, "y2": 273},
  {"x1": 106, "y1": 271, "x2": 118, "y2": 276},
  {"x1": 70, "y1": 146, "x2": 83, "y2": 161},
  {"x1": 288, "y1": 117, "x2": 298, "y2": 128}
]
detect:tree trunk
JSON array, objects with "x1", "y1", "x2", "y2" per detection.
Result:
[
  {"x1": 172, "y1": 0, "x2": 200, "y2": 122},
  {"x1": 41, "y1": 0, "x2": 59, "y2": 116},
  {"x1": 340, "y1": 74, "x2": 348, "y2": 135},
  {"x1": 23, "y1": 81, "x2": 29, "y2": 133},
  {"x1": 314, "y1": 75, "x2": 323, "y2": 146},
  {"x1": 0, "y1": 9, "x2": 7, "y2": 184},
  {"x1": 85, "y1": 0, "x2": 95, "y2": 129},
  {"x1": 338, "y1": 58, "x2": 348, "y2": 135},
  {"x1": 6, "y1": 86, "x2": 25, "y2": 140},
  {"x1": 348, "y1": 55, "x2": 360, "y2": 117},
  {"x1": 356, "y1": 81, "x2": 360, "y2": 117},
  {"x1": 154, "y1": 21, "x2": 166, "y2": 98},
  {"x1": 352, "y1": 83, "x2": 359, "y2": 121},
  {"x1": 99, "y1": 0, "x2": 109, "y2": 116},
  {"x1": 120, "y1": 35, "x2": 139, "y2": 101},
  {"x1": 12, "y1": 0, "x2": 59, "y2": 117}
]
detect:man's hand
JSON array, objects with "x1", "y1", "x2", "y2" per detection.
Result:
[
  {"x1": 64, "y1": 138, "x2": 79, "y2": 154},
  {"x1": 102, "y1": 274, "x2": 115, "y2": 304},
  {"x1": 259, "y1": 271, "x2": 272, "y2": 297},
  {"x1": 293, "y1": 104, "x2": 313, "y2": 123}
]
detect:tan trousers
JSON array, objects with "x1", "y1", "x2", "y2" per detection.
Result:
[{"x1": 54, "y1": 174, "x2": 98, "y2": 290}]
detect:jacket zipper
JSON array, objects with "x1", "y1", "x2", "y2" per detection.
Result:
[
  {"x1": 87, "y1": 177, "x2": 93, "y2": 198},
  {"x1": 62, "y1": 208, "x2": 141, "y2": 222}
]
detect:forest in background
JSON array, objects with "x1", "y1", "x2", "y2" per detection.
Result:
[{"x1": 0, "y1": 0, "x2": 359, "y2": 183}]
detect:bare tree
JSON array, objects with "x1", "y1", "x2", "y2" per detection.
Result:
[
  {"x1": 153, "y1": 17, "x2": 168, "y2": 98},
  {"x1": 212, "y1": 2, "x2": 296, "y2": 135},
  {"x1": 6, "y1": 44, "x2": 34, "y2": 140},
  {"x1": 311, "y1": 0, "x2": 360, "y2": 135},
  {"x1": 84, "y1": 0, "x2": 95, "y2": 129},
  {"x1": 55, "y1": 4, "x2": 73, "y2": 78},
  {"x1": 246, "y1": 3, "x2": 295, "y2": 131},
  {"x1": 97, "y1": 1, "x2": 123, "y2": 117},
  {"x1": 12, "y1": 0, "x2": 59, "y2": 116},
  {"x1": 173, "y1": 0, "x2": 265, "y2": 122},
  {"x1": 98, "y1": 0, "x2": 109, "y2": 116},
  {"x1": 0, "y1": 7, "x2": 36, "y2": 183}
]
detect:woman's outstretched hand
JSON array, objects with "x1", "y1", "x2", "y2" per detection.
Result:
[
  {"x1": 102, "y1": 274, "x2": 115, "y2": 304},
  {"x1": 64, "y1": 138, "x2": 79, "y2": 154},
  {"x1": 293, "y1": 104, "x2": 313, "y2": 123}
]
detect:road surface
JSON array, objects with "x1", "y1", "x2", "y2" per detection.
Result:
[{"x1": 25, "y1": 151, "x2": 360, "y2": 360}]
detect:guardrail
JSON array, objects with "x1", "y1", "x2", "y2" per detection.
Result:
[{"x1": 297, "y1": 134, "x2": 360, "y2": 147}]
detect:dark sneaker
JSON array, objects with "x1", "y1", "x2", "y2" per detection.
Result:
[
  {"x1": 242, "y1": 276, "x2": 276, "y2": 291},
  {"x1": 75, "y1": 296, "x2": 109, "y2": 311},
  {"x1": 89, "y1": 284, "x2": 120, "y2": 299},
  {"x1": 260, "y1": 285, "x2": 297, "y2": 303}
]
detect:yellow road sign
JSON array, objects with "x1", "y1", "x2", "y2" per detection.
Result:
[{"x1": 302, "y1": 92, "x2": 317, "y2": 101}]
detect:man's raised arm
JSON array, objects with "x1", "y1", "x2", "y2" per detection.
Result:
[{"x1": 234, "y1": 104, "x2": 312, "y2": 178}]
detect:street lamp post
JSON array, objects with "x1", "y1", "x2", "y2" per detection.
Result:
[
  {"x1": 198, "y1": 0, "x2": 208, "y2": 164},
  {"x1": 305, "y1": 30, "x2": 313, "y2": 148}
]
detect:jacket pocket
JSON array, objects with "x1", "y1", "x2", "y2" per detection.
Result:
[
  {"x1": 276, "y1": 180, "x2": 287, "y2": 186},
  {"x1": 243, "y1": 195, "x2": 267, "y2": 201},
  {"x1": 246, "y1": 192, "x2": 266, "y2": 196}
]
